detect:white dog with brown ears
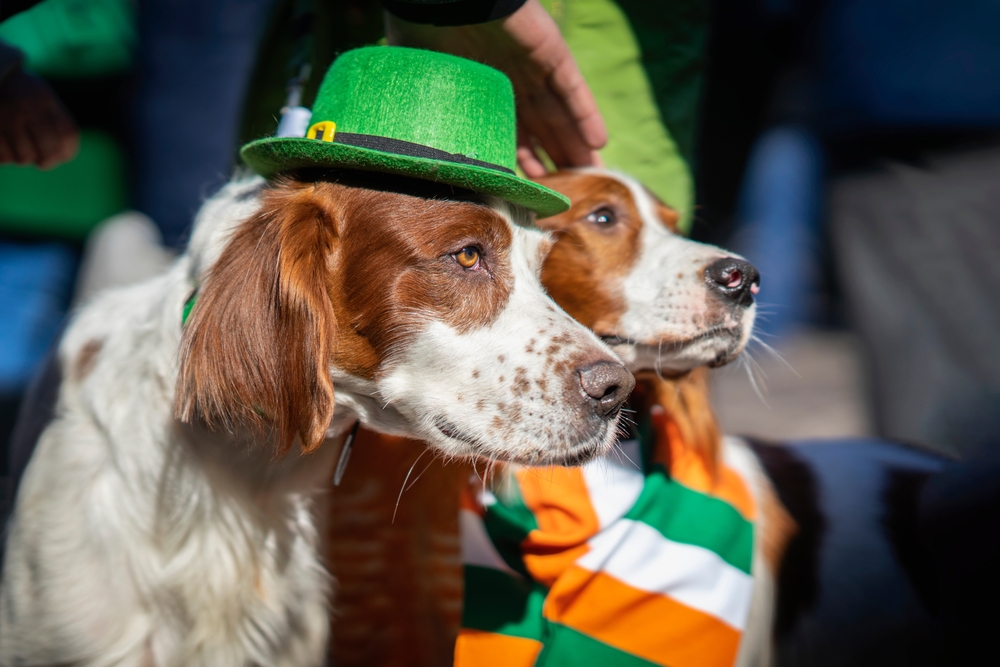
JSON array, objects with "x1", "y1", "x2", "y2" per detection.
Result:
[{"x1": 0, "y1": 165, "x2": 633, "y2": 667}]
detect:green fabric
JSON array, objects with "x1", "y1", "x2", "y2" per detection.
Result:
[
  {"x1": 625, "y1": 464, "x2": 754, "y2": 575},
  {"x1": 462, "y1": 565, "x2": 548, "y2": 641},
  {"x1": 615, "y1": 0, "x2": 709, "y2": 167},
  {"x1": 463, "y1": 566, "x2": 658, "y2": 667},
  {"x1": 463, "y1": 425, "x2": 754, "y2": 664},
  {"x1": 0, "y1": 130, "x2": 127, "y2": 238},
  {"x1": 0, "y1": 0, "x2": 134, "y2": 78},
  {"x1": 541, "y1": 0, "x2": 706, "y2": 233},
  {"x1": 537, "y1": 623, "x2": 659, "y2": 667},
  {"x1": 476, "y1": 462, "x2": 753, "y2": 576},
  {"x1": 483, "y1": 478, "x2": 538, "y2": 577},
  {"x1": 312, "y1": 46, "x2": 517, "y2": 170},
  {"x1": 238, "y1": 0, "x2": 709, "y2": 227},
  {"x1": 241, "y1": 47, "x2": 569, "y2": 217}
]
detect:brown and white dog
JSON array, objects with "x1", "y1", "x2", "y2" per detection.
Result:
[
  {"x1": 324, "y1": 168, "x2": 777, "y2": 667},
  {"x1": 0, "y1": 171, "x2": 633, "y2": 667},
  {"x1": 327, "y1": 169, "x2": 960, "y2": 667}
]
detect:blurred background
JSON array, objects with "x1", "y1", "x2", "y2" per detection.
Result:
[
  {"x1": 694, "y1": 0, "x2": 1000, "y2": 459},
  {"x1": 0, "y1": 0, "x2": 998, "y2": 470}
]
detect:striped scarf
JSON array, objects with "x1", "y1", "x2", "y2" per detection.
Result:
[{"x1": 456, "y1": 409, "x2": 757, "y2": 667}]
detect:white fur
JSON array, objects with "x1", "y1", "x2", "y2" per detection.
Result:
[
  {"x1": 0, "y1": 176, "x2": 622, "y2": 666},
  {"x1": 723, "y1": 437, "x2": 777, "y2": 667},
  {"x1": 595, "y1": 171, "x2": 757, "y2": 373}
]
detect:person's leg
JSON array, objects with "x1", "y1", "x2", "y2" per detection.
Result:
[
  {"x1": 731, "y1": 125, "x2": 825, "y2": 338},
  {"x1": 830, "y1": 142, "x2": 1000, "y2": 457},
  {"x1": 133, "y1": 0, "x2": 274, "y2": 249},
  {"x1": 752, "y1": 438, "x2": 948, "y2": 667},
  {"x1": 918, "y1": 442, "x2": 1000, "y2": 664}
]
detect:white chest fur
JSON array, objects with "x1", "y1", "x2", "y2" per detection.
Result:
[{"x1": 0, "y1": 258, "x2": 338, "y2": 667}]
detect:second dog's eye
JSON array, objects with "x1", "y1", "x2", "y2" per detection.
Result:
[
  {"x1": 455, "y1": 246, "x2": 481, "y2": 269},
  {"x1": 587, "y1": 207, "x2": 617, "y2": 227}
]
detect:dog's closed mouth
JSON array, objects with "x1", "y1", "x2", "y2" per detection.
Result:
[
  {"x1": 554, "y1": 440, "x2": 605, "y2": 467},
  {"x1": 599, "y1": 335, "x2": 640, "y2": 346},
  {"x1": 603, "y1": 326, "x2": 741, "y2": 351},
  {"x1": 435, "y1": 417, "x2": 479, "y2": 447}
]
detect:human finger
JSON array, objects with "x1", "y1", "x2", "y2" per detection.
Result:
[
  {"x1": 32, "y1": 91, "x2": 78, "y2": 168},
  {"x1": 520, "y1": 80, "x2": 600, "y2": 169},
  {"x1": 516, "y1": 126, "x2": 547, "y2": 178},
  {"x1": 516, "y1": 85, "x2": 572, "y2": 168},
  {"x1": 0, "y1": 135, "x2": 14, "y2": 163},
  {"x1": 8, "y1": 119, "x2": 38, "y2": 165},
  {"x1": 511, "y1": 13, "x2": 606, "y2": 155},
  {"x1": 27, "y1": 114, "x2": 66, "y2": 169},
  {"x1": 45, "y1": 107, "x2": 79, "y2": 166},
  {"x1": 546, "y1": 52, "x2": 607, "y2": 151}
]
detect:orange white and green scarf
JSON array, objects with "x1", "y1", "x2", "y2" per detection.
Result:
[{"x1": 456, "y1": 416, "x2": 757, "y2": 667}]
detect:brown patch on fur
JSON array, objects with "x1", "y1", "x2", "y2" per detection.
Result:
[
  {"x1": 320, "y1": 171, "x2": 738, "y2": 666},
  {"x1": 175, "y1": 175, "x2": 515, "y2": 455},
  {"x1": 175, "y1": 184, "x2": 338, "y2": 455},
  {"x1": 758, "y1": 475, "x2": 799, "y2": 577},
  {"x1": 635, "y1": 368, "x2": 721, "y2": 477},
  {"x1": 74, "y1": 340, "x2": 103, "y2": 381},
  {"x1": 326, "y1": 428, "x2": 470, "y2": 667},
  {"x1": 532, "y1": 172, "x2": 644, "y2": 333}
]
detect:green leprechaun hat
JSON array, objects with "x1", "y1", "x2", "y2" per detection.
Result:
[{"x1": 241, "y1": 46, "x2": 570, "y2": 217}]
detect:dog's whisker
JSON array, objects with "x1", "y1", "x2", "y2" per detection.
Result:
[
  {"x1": 750, "y1": 334, "x2": 797, "y2": 376},
  {"x1": 403, "y1": 457, "x2": 436, "y2": 493},
  {"x1": 393, "y1": 448, "x2": 430, "y2": 524},
  {"x1": 741, "y1": 351, "x2": 770, "y2": 406},
  {"x1": 743, "y1": 346, "x2": 771, "y2": 382}
]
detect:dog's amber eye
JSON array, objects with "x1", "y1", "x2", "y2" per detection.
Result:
[
  {"x1": 455, "y1": 246, "x2": 481, "y2": 269},
  {"x1": 587, "y1": 207, "x2": 617, "y2": 227}
]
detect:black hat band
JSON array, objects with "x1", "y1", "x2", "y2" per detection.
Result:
[{"x1": 308, "y1": 127, "x2": 516, "y2": 175}]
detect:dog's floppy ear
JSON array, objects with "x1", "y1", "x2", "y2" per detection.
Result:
[{"x1": 175, "y1": 183, "x2": 338, "y2": 454}]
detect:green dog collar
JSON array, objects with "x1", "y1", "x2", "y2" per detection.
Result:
[{"x1": 181, "y1": 288, "x2": 197, "y2": 326}]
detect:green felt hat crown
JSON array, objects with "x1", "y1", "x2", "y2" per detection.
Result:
[{"x1": 241, "y1": 46, "x2": 569, "y2": 217}]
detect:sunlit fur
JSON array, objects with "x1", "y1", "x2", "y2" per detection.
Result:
[
  {"x1": 323, "y1": 170, "x2": 787, "y2": 667},
  {"x1": 537, "y1": 170, "x2": 781, "y2": 667},
  {"x1": 534, "y1": 169, "x2": 757, "y2": 374},
  {"x1": 0, "y1": 172, "x2": 626, "y2": 667}
]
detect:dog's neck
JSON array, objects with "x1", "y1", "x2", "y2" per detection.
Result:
[
  {"x1": 632, "y1": 369, "x2": 722, "y2": 476},
  {"x1": 326, "y1": 373, "x2": 413, "y2": 440}
]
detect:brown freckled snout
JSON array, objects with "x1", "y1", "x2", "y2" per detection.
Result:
[
  {"x1": 706, "y1": 257, "x2": 760, "y2": 308},
  {"x1": 578, "y1": 361, "x2": 635, "y2": 419}
]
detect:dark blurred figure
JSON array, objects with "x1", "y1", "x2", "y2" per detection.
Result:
[
  {"x1": 698, "y1": 1, "x2": 1000, "y2": 665},
  {"x1": 822, "y1": 1, "x2": 1000, "y2": 460},
  {"x1": 133, "y1": 0, "x2": 274, "y2": 249},
  {"x1": 700, "y1": 0, "x2": 1000, "y2": 457},
  {"x1": 0, "y1": 0, "x2": 136, "y2": 522}
]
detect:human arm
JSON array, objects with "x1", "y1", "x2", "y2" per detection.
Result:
[
  {"x1": 383, "y1": 0, "x2": 606, "y2": 177},
  {"x1": 0, "y1": 39, "x2": 79, "y2": 169}
]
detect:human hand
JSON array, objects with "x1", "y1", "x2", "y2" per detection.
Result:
[
  {"x1": 386, "y1": 0, "x2": 606, "y2": 177},
  {"x1": 0, "y1": 66, "x2": 79, "y2": 169}
]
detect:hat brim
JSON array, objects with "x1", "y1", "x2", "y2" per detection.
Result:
[{"x1": 240, "y1": 137, "x2": 570, "y2": 217}]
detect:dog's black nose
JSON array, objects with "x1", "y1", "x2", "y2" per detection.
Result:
[
  {"x1": 578, "y1": 361, "x2": 635, "y2": 419},
  {"x1": 706, "y1": 257, "x2": 760, "y2": 307}
]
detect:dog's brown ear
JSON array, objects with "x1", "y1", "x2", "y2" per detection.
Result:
[{"x1": 175, "y1": 184, "x2": 337, "y2": 455}]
